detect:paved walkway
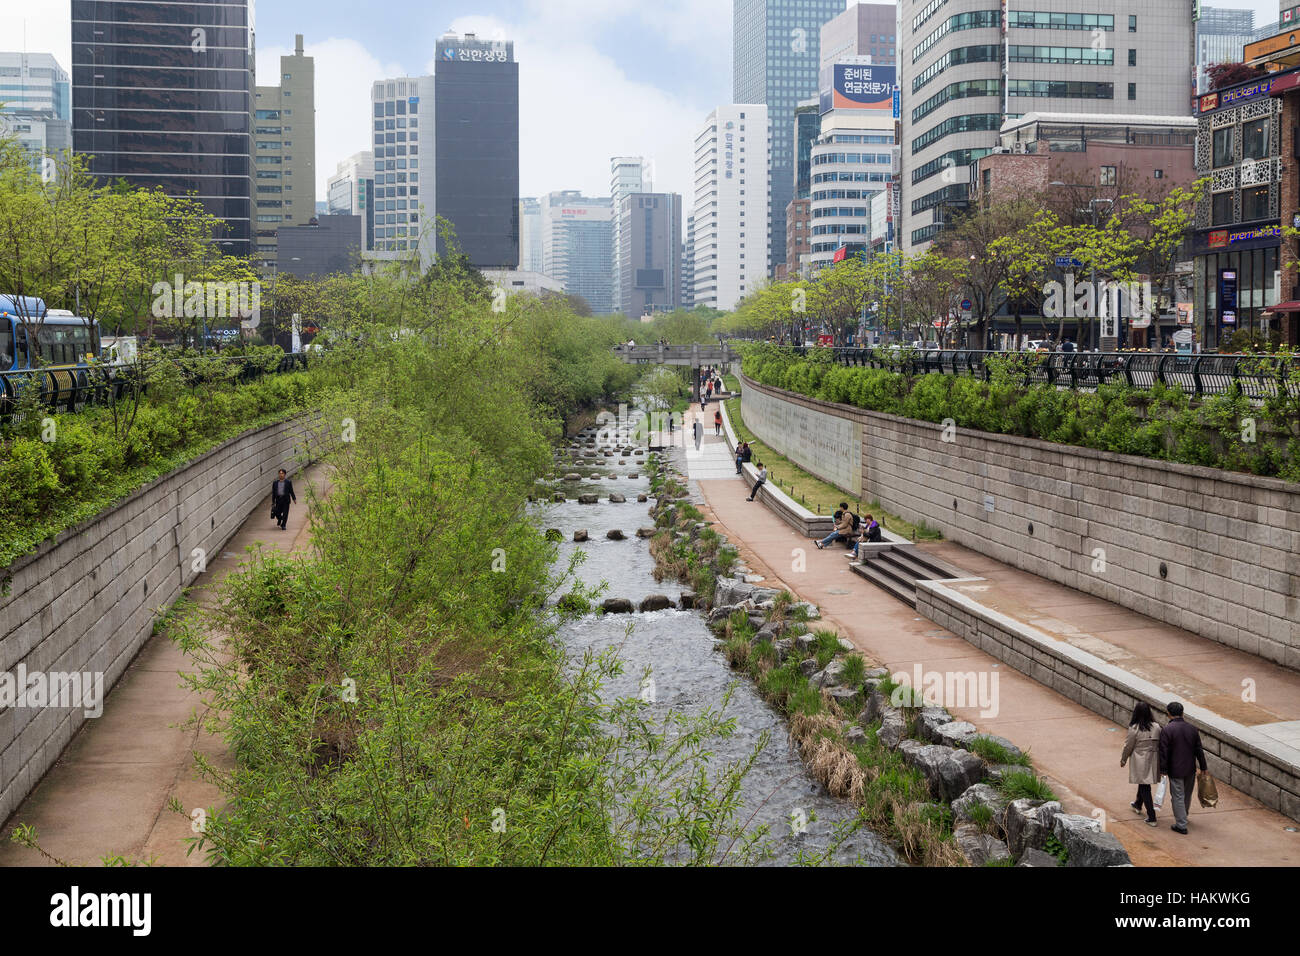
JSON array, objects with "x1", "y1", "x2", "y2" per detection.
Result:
[
  {"x1": 681, "y1": 407, "x2": 1300, "y2": 866},
  {"x1": 0, "y1": 464, "x2": 330, "y2": 867}
]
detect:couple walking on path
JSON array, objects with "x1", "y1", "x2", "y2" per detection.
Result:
[{"x1": 1121, "y1": 700, "x2": 1215, "y2": 834}]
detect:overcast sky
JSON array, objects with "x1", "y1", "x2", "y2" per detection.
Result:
[{"x1": 0, "y1": 0, "x2": 1283, "y2": 203}]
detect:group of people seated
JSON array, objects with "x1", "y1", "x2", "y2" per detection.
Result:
[{"x1": 815, "y1": 502, "x2": 882, "y2": 559}]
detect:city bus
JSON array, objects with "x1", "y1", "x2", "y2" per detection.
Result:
[{"x1": 0, "y1": 294, "x2": 102, "y2": 411}]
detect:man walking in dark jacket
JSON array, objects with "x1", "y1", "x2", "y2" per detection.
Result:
[
  {"x1": 271, "y1": 468, "x2": 296, "y2": 531},
  {"x1": 1158, "y1": 701, "x2": 1207, "y2": 834}
]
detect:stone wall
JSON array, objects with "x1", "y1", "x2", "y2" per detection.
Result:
[
  {"x1": 0, "y1": 415, "x2": 325, "y2": 825},
  {"x1": 740, "y1": 374, "x2": 1300, "y2": 668}
]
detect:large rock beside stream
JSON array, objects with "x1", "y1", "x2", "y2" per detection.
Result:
[
  {"x1": 1002, "y1": 799, "x2": 1062, "y2": 858},
  {"x1": 898, "y1": 740, "x2": 986, "y2": 802},
  {"x1": 638, "y1": 594, "x2": 673, "y2": 612},
  {"x1": 578, "y1": 494, "x2": 599, "y2": 504},
  {"x1": 954, "y1": 823, "x2": 1011, "y2": 867},
  {"x1": 601, "y1": 598, "x2": 634, "y2": 614},
  {"x1": 573, "y1": 530, "x2": 589, "y2": 542},
  {"x1": 606, "y1": 529, "x2": 626, "y2": 540}
]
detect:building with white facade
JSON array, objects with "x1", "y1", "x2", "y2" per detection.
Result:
[
  {"x1": 808, "y1": 59, "x2": 898, "y2": 272},
  {"x1": 367, "y1": 74, "x2": 436, "y2": 268},
  {"x1": 325, "y1": 150, "x2": 374, "y2": 254},
  {"x1": 539, "y1": 190, "x2": 615, "y2": 314},
  {"x1": 682, "y1": 213, "x2": 696, "y2": 309},
  {"x1": 610, "y1": 157, "x2": 646, "y2": 312},
  {"x1": 519, "y1": 197, "x2": 543, "y2": 273},
  {"x1": 0, "y1": 52, "x2": 72, "y2": 167},
  {"x1": 692, "y1": 104, "x2": 769, "y2": 311}
]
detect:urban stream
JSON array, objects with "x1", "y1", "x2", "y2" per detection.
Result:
[{"x1": 534, "y1": 412, "x2": 899, "y2": 866}]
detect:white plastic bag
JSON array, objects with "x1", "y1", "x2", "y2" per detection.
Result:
[{"x1": 1153, "y1": 777, "x2": 1166, "y2": 810}]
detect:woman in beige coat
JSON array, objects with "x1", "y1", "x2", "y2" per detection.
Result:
[{"x1": 1121, "y1": 701, "x2": 1162, "y2": 827}]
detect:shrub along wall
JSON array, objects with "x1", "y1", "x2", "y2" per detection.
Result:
[
  {"x1": 0, "y1": 415, "x2": 326, "y2": 826},
  {"x1": 740, "y1": 374, "x2": 1300, "y2": 669}
]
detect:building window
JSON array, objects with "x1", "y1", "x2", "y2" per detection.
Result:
[
  {"x1": 1154, "y1": 169, "x2": 1164, "y2": 179},
  {"x1": 1242, "y1": 117, "x2": 1270, "y2": 159},
  {"x1": 1242, "y1": 185, "x2": 1269, "y2": 221},
  {"x1": 1128, "y1": 49, "x2": 1136, "y2": 66},
  {"x1": 1128, "y1": 83, "x2": 1136, "y2": 100},
  {"x1": 1213, "y1": 127, "x2": 1233, "y2": 167},
  {"x1": 1100, "y1": 166, "x2": 1117, "y2": 186},
  {"x1": 1129, "y1": 15, "x2": 1137, "y2": 32},
  {"x1": 1211, "y1": 191, "x2": 1233, "y2": 225}
]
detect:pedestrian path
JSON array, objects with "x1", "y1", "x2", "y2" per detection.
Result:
[
  {"x1": 682, "y1": 404, "x2": 744, "y2": 482},
  {"x1": 694, "y1": 470, "x2": 1300, "y2": 867},
  {"x1": 0, "y1": 464, "x2": 330, "y2": 867}
]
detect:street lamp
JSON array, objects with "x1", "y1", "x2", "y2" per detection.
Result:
[{"x1": 1049, "y1": 182, "x2": 1115, "y2": 351}]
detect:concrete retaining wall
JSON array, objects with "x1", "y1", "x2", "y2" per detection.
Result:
[
  {"x1": 739, "y1": 374, "x2": 1300, "y2": 668},
  {"x1": 917, "y1": 579, "x2": 1300, "y2": 822},
  {"x1": 0, "y1": 415, "x2": 325, "y2": 825}
]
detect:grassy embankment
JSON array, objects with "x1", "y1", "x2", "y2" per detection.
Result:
[{"x1": 722, "y1": 375, "x2": 941, "y2": 541}]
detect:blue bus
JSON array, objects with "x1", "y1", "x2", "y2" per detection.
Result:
[{"x1": 0, "y1": 294, "x2": 102, "y2": 411}]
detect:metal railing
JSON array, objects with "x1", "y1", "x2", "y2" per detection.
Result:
[
  {"x1": 0, "y1": 351, "x2": 310, "y2": 417},
  {"x1": 781, "y1": 348, "x2": 1300, "y2": 399}
]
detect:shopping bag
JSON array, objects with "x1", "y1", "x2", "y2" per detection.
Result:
[
  {"x1": 1153, "y1": 777, "x2": 1166, "y2": 810},
  {"x1": 1197, "y1": 772, "x2": 1219, "y2": 809}
]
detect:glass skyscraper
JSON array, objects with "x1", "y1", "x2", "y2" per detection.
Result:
[
  {"x1": 733, "y1": 0, "x2": 847, "y2": 274},
  {"x1": 71, "y1": 0, "x2": 255, "y2": 255},
  {"x1": 435, "y1": 32, "x2": 520, "y2": 269}
]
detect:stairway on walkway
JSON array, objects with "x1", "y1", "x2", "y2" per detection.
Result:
[{"x1": 851, "y1": 545, "x2": 968, "y2": 608}]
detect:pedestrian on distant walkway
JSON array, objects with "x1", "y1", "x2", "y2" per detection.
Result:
[
  {"x1": 271, "y1": 468, "x2": 296, "y2": 531},
  {"x1": 1121, "y1": 701, "x2": 1162, "y2": 828},
  {"x1": 746, "y1": 463, "x2": 766, "y2": 501},
  {"x1": 693, "y1": 418, "x2": 704, "y2": 451},
  {"x1": 734, "y1": 441, "x2": 746, "y2": 475},
  {"x1": 713, "y1": 408, "x2": 722, "y2": 435},
  {"x1": 1158, "y1": 701, "x2": 1207, "y2": 835}
]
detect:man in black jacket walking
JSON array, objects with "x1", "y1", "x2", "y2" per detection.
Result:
[
  {"x1": 1158, "y1": 701, "x2": 1208, "y2": 834},
  {"x1": 271, "y1": 468, "x2": 296, "y2": 531}
]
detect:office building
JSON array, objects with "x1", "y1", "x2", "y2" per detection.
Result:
[
  {"x1": 1196, "y1": 7, "x2": 1256, "y2": 93},
  {"x1": 326, "y1": 150, "x2": 374, "y2": 254},
  {"x1": 519, "y1": 198, "x2": 543, "y2": 273},
  {"x1": 682, "y1": 214, "x2": 696, "y2": 309},
  {"x1": 786, "y1": 197, "x2": 812, "y2": 275},
  {"x1": 819, "y1": 2, "x2": 900, "y2": 73},
  {"x1": 734, "y1": 0, "x2": 847, "y2": 274},
  {"x1": 71, "y1": 0, "x2": 255, "y2": 255},
  {"x1": 368, "y1": 74, "x2": 435, "y2": 267},
  {"x1": 794, "y1": 98, "x2": 821, "y2": 200},
  {"x1": 610, "y1": 157, "x2": 647, "y2": 313},
  {"x1": 435, "y1": 32, "x2": 520, "y2": 269},
  {"x1": 692, "y1": 104, "x2": 770, "y2": 310},
  {"x1": 253, "y1": 35, "x2": 316, "y2": 271},
  {"x1": 277, "y1": 216, "x2": 363, "y2": 278},
  {"x1": 539, "y1": 191, "x2": 614, "y2": 314},
  {"x1": 900, "y1": 1, "x2": 1195, "y2": 254},
  {"x1": 0, "y1": 52, "x2": 71, "y2": 166},
  {"x1": 618, "y1": 192, "x2": 683, "y2": 317}
]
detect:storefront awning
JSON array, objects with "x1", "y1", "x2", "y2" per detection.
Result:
[
  {"x1": 1263, "y1": 300, "x2": 1300, "y2": 314},
  {"x1": 1269, "y1": 71, "x2": 1300, "y2": 95}
]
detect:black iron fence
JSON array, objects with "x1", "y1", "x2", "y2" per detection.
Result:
[
  {"x1": 0, "y1": 351, "x2": 310, "y2": 417},
  {"x1": 779, "y1": 348, "x2": 1300, "y2": 399}
]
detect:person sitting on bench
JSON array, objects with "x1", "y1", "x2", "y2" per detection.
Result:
[
  {"x1": 847, "y1": 515, "x2": 883, "y2": 559},
  {"x1": 816, "y1": 504, "x2": 855, "y2": 549}
]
